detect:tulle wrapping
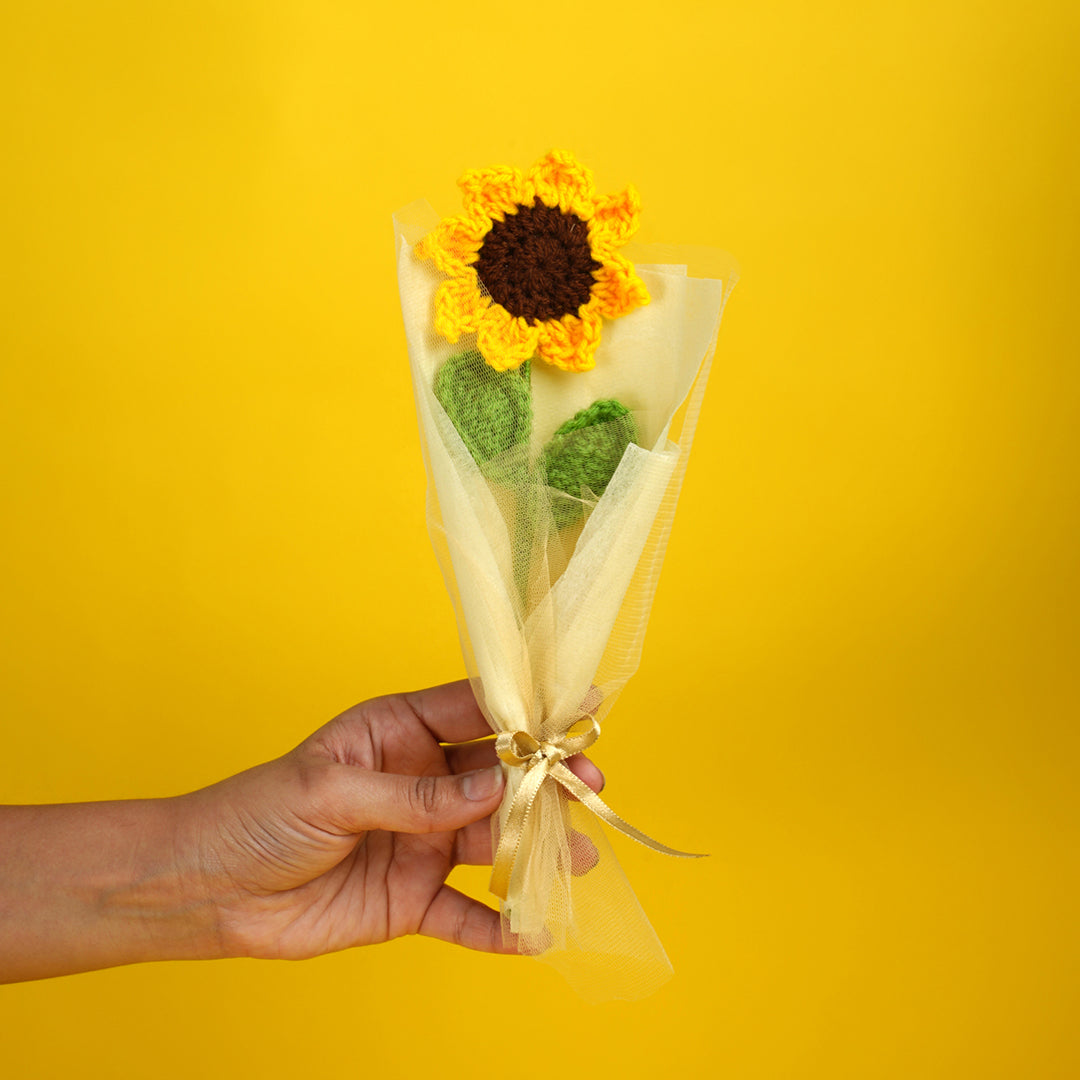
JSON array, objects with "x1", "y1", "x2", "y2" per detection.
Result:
[{"x1": 394, "y1": 201, "x2": 738, "y2": 1001}]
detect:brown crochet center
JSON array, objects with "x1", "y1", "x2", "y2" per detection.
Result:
[{"x1": 473, "y1": 202, "x2": 602, "y2": 323}]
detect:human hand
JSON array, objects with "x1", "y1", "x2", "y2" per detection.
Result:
[{"x1": 176, "y1": 681, "x2": 603, "y2": 961}]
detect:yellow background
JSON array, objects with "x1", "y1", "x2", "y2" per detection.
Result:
[{"x1": 2, "y1": 1, "x2": 1077, "y2": 1076}]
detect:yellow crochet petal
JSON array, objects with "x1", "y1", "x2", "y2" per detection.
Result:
[
  {"x1": 589, "y1": 253, "x2": 650, "y2": 320},
  {"x1": 589, "y1": 184, "x2": 642, "y2": 249},
  {"x1": 528, "y1": 149, "x2": 596, "y2": 216},
  {"x1": 423, "y1": 152, "x2": 647, "y2": 373},
  {"x1": 476, "y1": 305, "x2": 539, "y2": 372},
  {"x1": 416, "y1": 214, "x2": 488, "y2": 275},
  {"x1": 536, "y1": 309, "x2": 603, "y2": 373},
  {"x1": 459, "y1": 165, "x2": 526, "y2": 221},
  {"x1": 433, "y1": 271, "x2": 489, "y2": 342}
]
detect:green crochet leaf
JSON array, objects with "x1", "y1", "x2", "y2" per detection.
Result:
[
  {"x1": 434, "y1": 350, "x2": 532, "y2": 484},
  {"x1": 539, "y1": 399, "x2": 638, "y2": 528}
]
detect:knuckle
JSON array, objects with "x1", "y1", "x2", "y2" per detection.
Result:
[
  {"x1": 460, "y1": 903, "x2": 501, "y2": 954},
  {"x1": 407, "y1": 774, "x2": 441, "y2": 821},
  {"x1": 291, "y1": 757, "x2": 348, "y2": 829},
  {"x1": 485, "y1": 911, "x2": 503, "y2": 954},
  {"x1": 296, "y1": 757, "x2": 339, "y2": 805},
  {"x1": 452, "y1": 906, "x2": 470, "y2": 948}
]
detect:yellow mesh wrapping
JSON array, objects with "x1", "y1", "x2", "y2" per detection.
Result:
[{"x1": 394, "y1": 200, "x2": 738, "y2": 1001}]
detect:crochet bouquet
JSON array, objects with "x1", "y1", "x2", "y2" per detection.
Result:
[{"x1": 393, "y1": 150, "x2": 737, "y2": 1001}]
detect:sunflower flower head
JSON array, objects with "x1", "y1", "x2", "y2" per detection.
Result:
[{"x1": 416, "y1": 150, "x2": 650, "y2": 374}]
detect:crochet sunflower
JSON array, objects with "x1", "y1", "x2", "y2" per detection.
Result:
[{"x1": 416, "y1": 150, "x2": 649, "y2": 374}]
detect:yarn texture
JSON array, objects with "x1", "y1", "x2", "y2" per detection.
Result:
[
  {"x1": 539, "y1": 399, "x2": 638, "y2": 526},
  {"x1": 434, "y1": 350, "x2": 532, "y2": 482},
  {"x1": 473, "y1": 202, "x2": 602, "y2": 323},
  {"x1": 415, "y1": 149, "x2": 649, "y2": 374}
]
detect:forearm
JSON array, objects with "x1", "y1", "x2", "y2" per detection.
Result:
[{"x1": 0, "y1": 797, "x2": 223, "y2": 983}]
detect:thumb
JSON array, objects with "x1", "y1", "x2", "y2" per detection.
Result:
[{"x1": 329, "y1": 764, "x2": 506, "y2": 835}]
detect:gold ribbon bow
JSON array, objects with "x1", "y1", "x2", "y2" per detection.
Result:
[{"x1": 489, "y1": 716, "x2": 705, "y2": 902}]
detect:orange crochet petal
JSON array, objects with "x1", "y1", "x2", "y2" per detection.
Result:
[
  {"x1": 459, "y1": 165, "x2": 526, "y2": 221},
  {"x1": 589, "y1": 253, "x2": 650, "y2": 320},
  {"x1": 528, "y1": 149, "x2": 596, "y2": 216},
  {"x1": 590, "y1": 184, "x2": 642, "y2": 249},
  {"x1": 433, "y1": 271, "x2": 489, "y2": 342},
  {"x1": 476, "y1": 305, "x2": 539, "y2": 372},
  {"x1": 417, "y1": 213, "x2": 488, "y2": 275},
  {"x1": 536, "y1": 309, "x2": 603, "y2": 373}
]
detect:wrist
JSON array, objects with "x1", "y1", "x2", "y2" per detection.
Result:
[
  {"x1": 0, "y1": 797, "x2": 226, "y2": 983},
  {"x1": 111, "y1": 794, "x2": 229, "y2": 965},
  {"x1": 60, "y1": 795, "x2": 229, "y2": 970},
  {"x1": 140, "y1": 792, "x2": 238, "y2": 963}
]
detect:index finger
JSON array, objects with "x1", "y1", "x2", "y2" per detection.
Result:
[{"x1": 403, "y1": 679, "x2": 495, "y2": 744}]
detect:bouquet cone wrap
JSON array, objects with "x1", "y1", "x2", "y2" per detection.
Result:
[{"x1": 394, "y1": 195, "x2": 738, "y2": 1002}]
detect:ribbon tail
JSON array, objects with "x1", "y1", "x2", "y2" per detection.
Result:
[
  {"x1": 489, "y1": 761, "x2": 549, "y2": 901},
  {"x1": 549, "y1": 761, "x2": 708, "y2": 860},
  {"x1": 490, "y1": 754, "x2": 706, "y2": 907}
]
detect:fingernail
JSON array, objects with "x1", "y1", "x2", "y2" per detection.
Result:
[{"x1": 463, "y1": 764, "x2": 504, "y2": 801}]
